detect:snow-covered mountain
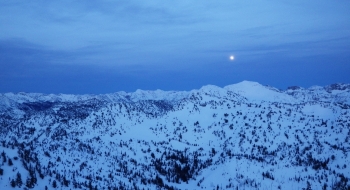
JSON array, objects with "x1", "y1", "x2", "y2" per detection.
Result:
[{"x1": 0, "y1": 81, "x2": 349, "y2": 189}]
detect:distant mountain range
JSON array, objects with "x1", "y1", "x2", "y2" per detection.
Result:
[{"x1": 0, "y1": 81, "x2": 349, "y2": 189}]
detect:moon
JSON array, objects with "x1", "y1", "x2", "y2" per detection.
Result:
[{"x1": 229, "y1": 55, "x2": 234, "y2": 61}]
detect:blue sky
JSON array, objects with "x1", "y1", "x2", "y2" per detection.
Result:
[{"x1": 1, "y1": 0, "x2": 349, "y2": 94}]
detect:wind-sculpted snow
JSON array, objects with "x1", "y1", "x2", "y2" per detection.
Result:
[{"x1": 0, "y1": 81, "x2": 349, "y2": 189}]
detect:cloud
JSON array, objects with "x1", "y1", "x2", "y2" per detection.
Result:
[{"x1": 0, "y1": 0, "x2": 349, "y2": 70}]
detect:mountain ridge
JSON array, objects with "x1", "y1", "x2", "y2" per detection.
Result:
[
  {"x1": 1, "y1": 80, "x2": 349, "y2": 104},
  {"x1": 0, "y1": 81, "x2": 349, "y2": 189}
]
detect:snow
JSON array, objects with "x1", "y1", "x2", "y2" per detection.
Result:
[
  {"x1": 0, "y1": 81, "x2": 349, "y2": 189},
  {"x1": 224, "y1": 80, "x2": 297, "y2": 103},
  {"x1": 302, "y1": 104, "x2": 335, "y2": 119}
]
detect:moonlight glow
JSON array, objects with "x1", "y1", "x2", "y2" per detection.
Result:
[{"x1": 230, "y1": 55, "x2": 234, "y2": 61}]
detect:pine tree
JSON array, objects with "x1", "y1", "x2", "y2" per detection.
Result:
[
  {"x1": 16, "y1": 172, "x2": 22, "y2": 187},
  {"x1": 26, "y1": 174, "x2": 37, "y2": 188},
  {"x1": 8, "y1": 158, "x2": 13, "y2": 166},
  {"x1": 1, "y1": 151, "x2": 6, "y2": 163},
  {"x1": 63, "y1": 176, "x2": 70, "y2": 187},
  {"x1": 52, "y1": 180, "x2": 57, "y2": 188},
  {"x1": 10, "y1": 179, "x2": 16, "y2": 187}
]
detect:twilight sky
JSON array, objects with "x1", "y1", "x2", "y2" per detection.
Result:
[{"x1": 1, "y1": 0, "x2": 350, "y2": 94}]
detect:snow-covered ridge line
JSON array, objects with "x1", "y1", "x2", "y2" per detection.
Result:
[
  {"x1": 0, "y1": 80, "x2": 349, "y2": 189},
  {"x1": 1, "y1": 81, "x2": 349, "y2": 104}
]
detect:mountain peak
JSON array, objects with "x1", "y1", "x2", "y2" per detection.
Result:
[
  {"x1": 0, "y1": 81, "x2": 349, "y2": 189},
  {"x1": 224, "y1": 81, "x2": 295, "y2": 102},
  {"x1": 324, "y1": 83, "x2": 350, "y2": 92},
  {"x1": 287, "y1": 86, "x2": 303, "y2": 90},
  {"x1": 1, "y1": 81, "x2": 350, "y2": 104}
]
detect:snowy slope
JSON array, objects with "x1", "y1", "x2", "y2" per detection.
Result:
[
  {"x1": 224, "y1": 81, "x2": 297, "y2": 103},
  {"x1": 0, "y1": 81, "x2": 349, "y2": 189}
]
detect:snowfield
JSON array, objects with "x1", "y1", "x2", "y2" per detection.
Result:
[{"x1": 0, "y1": 81, "x2": 349, "y2": 189}]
